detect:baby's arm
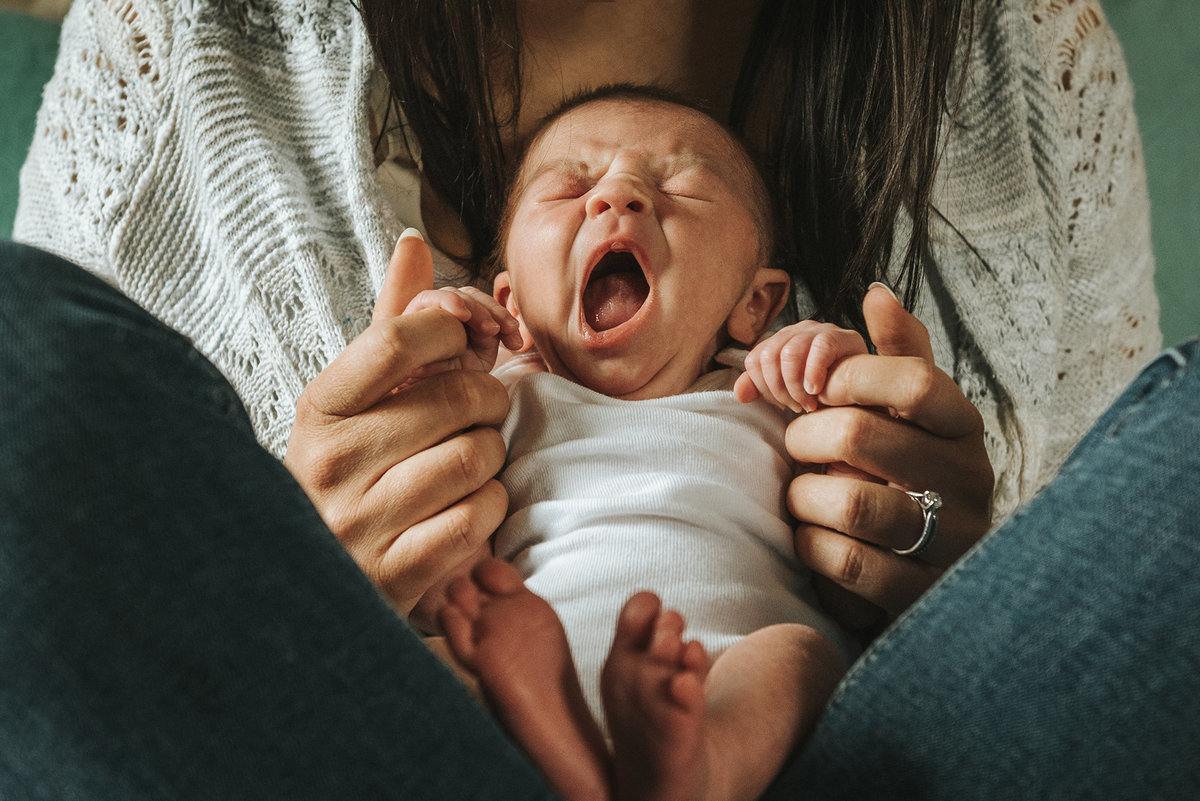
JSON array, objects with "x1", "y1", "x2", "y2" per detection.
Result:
[
  {"x1": 734, "y1": 321, "x2": 868, "y2": 413},
  {"x1": 403, "y1": 287, "x2": 525, "y2": 373}
]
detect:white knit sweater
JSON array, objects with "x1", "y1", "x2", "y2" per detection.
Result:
[
  {"x1": 493, "y1": 370, "x2": 853, "y2": 730},
  {"x1": 15, "y1": 0, "x2": 1160, "y2": 520}
]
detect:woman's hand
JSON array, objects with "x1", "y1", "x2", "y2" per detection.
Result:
[
  {"x1": 786, "y1": 285, "x2": 995, "y2": 631},
  {"x1": 284, "y1": 232, "x2": 510, "y2": 617}
]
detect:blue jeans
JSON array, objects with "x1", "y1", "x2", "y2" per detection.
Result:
[
  {"x1": 772, "y1": 333, "x2": 1200, "y2": 797},
  {"x1": 2, "y1": 241, "x2": 1197, "y2": 798}
]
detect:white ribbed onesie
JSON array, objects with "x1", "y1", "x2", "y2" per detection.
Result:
[{"x1": 492, "y1": 359, "x2": 853, "y2": 729}]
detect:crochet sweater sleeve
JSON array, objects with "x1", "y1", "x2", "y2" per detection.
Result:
[
  {"x1": 15, "y1": 0, "x2": 401, "y2": 456},
  {"x1": 930, "y1": 0, "x2": 1160, "y2": 518},
  {"x1": 1029, "y1": 0, "x2": 1161, "y2": 480},
  {"x1": 13, "y1": 0, "x2": 165, "y2": 283}
]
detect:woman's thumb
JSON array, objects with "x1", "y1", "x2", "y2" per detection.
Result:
[
  {"x1": 374, "y1": 228, "x2": 435, "y2": 323},
  {"x1": 863, "y1": 282, "x2": 934, "y2": 361}
]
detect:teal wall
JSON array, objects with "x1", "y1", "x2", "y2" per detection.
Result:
[
  {"x1": 0, "y1": 10, "x2": 59, "y2": 240},
  {"x1": 1107, "y1": 0, "x2": 1200, "y2": 345}
]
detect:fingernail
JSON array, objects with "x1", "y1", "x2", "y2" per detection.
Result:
[
  {"x1": 868, "y1": 281, "x2": 898, "y2": 301},
  {"x1": 400, "y1": 227, "x2": 424, "y2": 241}
]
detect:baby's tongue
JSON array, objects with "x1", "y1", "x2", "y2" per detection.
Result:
[{"x1": 583, "y1": 268, "x2": 648, "y2": 331}]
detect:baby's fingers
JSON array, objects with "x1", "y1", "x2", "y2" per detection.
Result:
[
  {"x1": 457, "y1": 287, "x2": 524, "y2": 351},
  {"x1": 405, "y1": 289, "x2": 478, "y2": 326},
  {"x1": 804, "y1": 328, "x2": 868, "y2": 401},
  {"x1": 733, "y1": 371, "x2": 761, "y2": 403},
  {"x1": 741, "y1": 338, "x2": 799, "y2": 412},
  {"x1": 777, "y1": 334, "x2": 819, "y2": 413}
]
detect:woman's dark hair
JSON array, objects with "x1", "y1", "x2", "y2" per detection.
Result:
[{"x1": 359, "y1": 1, "x2": 971, "y2": 332}]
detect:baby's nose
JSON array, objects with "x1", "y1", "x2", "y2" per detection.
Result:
[{"x1": 586, "y1": 175, "x2": 652, "y2": 218}]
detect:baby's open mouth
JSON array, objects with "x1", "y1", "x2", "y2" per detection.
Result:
[{"x1": 582, "y1": 250, "x2": 650, "y2": 332}]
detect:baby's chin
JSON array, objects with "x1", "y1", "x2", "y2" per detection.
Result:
[{"x1": 569, "y1": 358, "x2": 695, "y2": 401}]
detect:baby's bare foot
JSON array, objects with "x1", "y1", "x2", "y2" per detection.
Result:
[
  {"x1": 601, "y1": 593, "x2": 711, "y2": 801},
  {"x1": 440, "y1": 559, "x2": 610, "y2": 801}
]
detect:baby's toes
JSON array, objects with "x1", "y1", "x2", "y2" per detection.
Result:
[
  {"x1": 667, "y1": 640, "x2": 709, "y2": 710},
  {"x1": 439, "y1": 601, "x2": 479, "y2": 667},
  {"x1": 471, "y1": 558, "x2": 527, "y2": 597},
  {"x1": 647, "y1": 608, "x2": 687, "y2": 664},
  {"x1": 612, "y1": 591, "x2": 664, "y2": 654}
]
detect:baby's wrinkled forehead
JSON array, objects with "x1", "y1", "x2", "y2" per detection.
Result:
[{"x1": 516, "y1": 98, "x2": 764, "y2": 206}]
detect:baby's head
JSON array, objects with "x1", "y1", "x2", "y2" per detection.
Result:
[{"x1": 493, "y1": 85, "x2": 789, "y2": 399}]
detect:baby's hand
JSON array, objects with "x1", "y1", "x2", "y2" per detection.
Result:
[
  {"x1": 734, "y1": 321, "x2": 868, "y2": 413},
  {"x1": 404, "y1": 287, "x2": 525, "y2": 373}
]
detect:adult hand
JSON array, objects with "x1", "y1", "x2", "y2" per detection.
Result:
[
  {"x1": 285, "y1": 232, "x2": 510, "y2": 617},
  {"x1": 786, "y1": 285, "x2": 994, "y2": 631}
]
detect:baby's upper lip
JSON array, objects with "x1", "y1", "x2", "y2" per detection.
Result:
[{"x1": 582, "y1": 237, "x2": 652, "y2": 288}]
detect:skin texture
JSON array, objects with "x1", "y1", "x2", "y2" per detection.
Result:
[
  {"x1": 287, "y1": 0, "x2": 994, "y2": 626},
  {"x1": 787, "y1": 285, "x2": 994, "y2": 628},
  {"x1": 440, "y1": 559, "x2": 842, "y2": 801},
  {"x1": 494, "y1": 97, "x2": 788, "y2": 400},
  {"x1": 284, "y1": 235, "x2": 513, "y2": 616},
  {"x1": 413, "y1": 99, "x2": 857, "y2": 801}
]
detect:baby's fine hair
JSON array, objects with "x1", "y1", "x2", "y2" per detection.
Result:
[{"x1": 488, "y1": 83, "x2": 776, "y2": 281}]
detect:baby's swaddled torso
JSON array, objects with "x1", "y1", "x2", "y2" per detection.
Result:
[{"x1": 493, "y1": 366, "x2": 849, "y2": 729}]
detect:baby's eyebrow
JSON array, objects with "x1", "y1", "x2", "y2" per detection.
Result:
[{"x1": 522, "y1": 157, "x2": 591, "y2": 187}]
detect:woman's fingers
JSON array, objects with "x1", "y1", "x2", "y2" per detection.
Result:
[
  {"x1": 816, "y1": 284, "x2": 966, "y2": 435},
  {"x1": 863, "y1": 282, "x2": 935, "y2": 361},
  {"x1": 375, "y1": 228, "x2": 435, "y2": 323},
  {"x1": 817, "y1": 354, "x2": 983, "y2": 439},
  {"x1": 293, "y1": 367, "x2": 510, "y2": 498},
  {"x1": 786, "y1": 406, "x2": 992, "y2": 513},
  {"x1": 379, "y1": 479, "x2": 510, "y2": 616},
  {"x1": 286, "y1": 357, "x2": 512, "y2": 607},
  {"x1": 787, "y1": 472, "x2": 973, "y2": 568},
  {"x1": 367, "y1": 426, "x2": 508, "y2": 541},
  {"x1": 794, "y1": 522, "x2": 942, "y2": 617},
  {"x1": 286, "y1": 243, "x2": 519, "y2": 612},
  {"x1": 298, "y1": 308, "x2": 469, "y2": 419},
  {"x1": 777, "y1": 286, "x2": 995, "y2": 627}
]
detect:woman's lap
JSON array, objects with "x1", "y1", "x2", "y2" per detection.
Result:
[
  {"x1": 772, "y1": 338, "x2": 1200, "y2": 799},
  {"x1": 4, "y1": 240, "x2": 1197, "y2": 798},
  {"x1": 0, "y1": 241, "x2": 552, "y2": 800}
]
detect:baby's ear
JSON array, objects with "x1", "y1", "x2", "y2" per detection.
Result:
[
  {"x1": 493, "y1": 271, "x2": 535, "y2": 353},
  {"x1": 727, "y1": 268, "x2": 790, "y2": 345}
]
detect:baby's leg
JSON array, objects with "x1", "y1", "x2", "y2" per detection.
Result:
[
  {"x1": 702, "y1": 624, "x2": 843, "y2": 800},
  {"x1": 603, "y1": 614, "x2": 842, "y2": 801},
  {"x1": 601, "y1": 593, "x2": 711, "y2": 801},
  {"x1": 440, "y1": 559, "x2": 611, "y2": 801}
]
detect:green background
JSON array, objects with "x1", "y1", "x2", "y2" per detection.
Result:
[{"x1": 1, "y1": 5, "x2": 1195, "y2": 342}]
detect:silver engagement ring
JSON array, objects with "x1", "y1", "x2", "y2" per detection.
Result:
[{"x1": 893, "y1": 490, "x2": 942, "y2": 557}]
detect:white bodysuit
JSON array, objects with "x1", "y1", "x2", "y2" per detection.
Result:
[{"x1": 492, "y1": 358, "x2": 853, "y2": 728}]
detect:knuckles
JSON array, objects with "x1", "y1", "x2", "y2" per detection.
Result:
[
  {"x1": 371, "y1": 316, "x2": 423, "y2": 378},
  {"x1": 834, "y1": 539, "x2": 867, "y2": 586},
  {"x1": 444, "y1": 427, "x2": 507, "y2": 489},
  {"x1": 894, "y1": 358, "x2": 941, "y2": 417},
  {"x1": 837, "y1": 483, "x2": 880, "y2": 538},
  {"x1": 431, "y1": 369, "x2": 509, "y2": 427}
]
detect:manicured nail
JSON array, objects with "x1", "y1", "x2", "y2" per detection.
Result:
[
  {"x1": 868, "y1": 281, "x2": 898, "y2": 301},
  {"x1": 400, "y1": 227, "x2": 424, "y2": 241}
]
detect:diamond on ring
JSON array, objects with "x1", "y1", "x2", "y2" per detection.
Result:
[{"x1": 893, "y1": 490, "x2": 942, "y2": 557}]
